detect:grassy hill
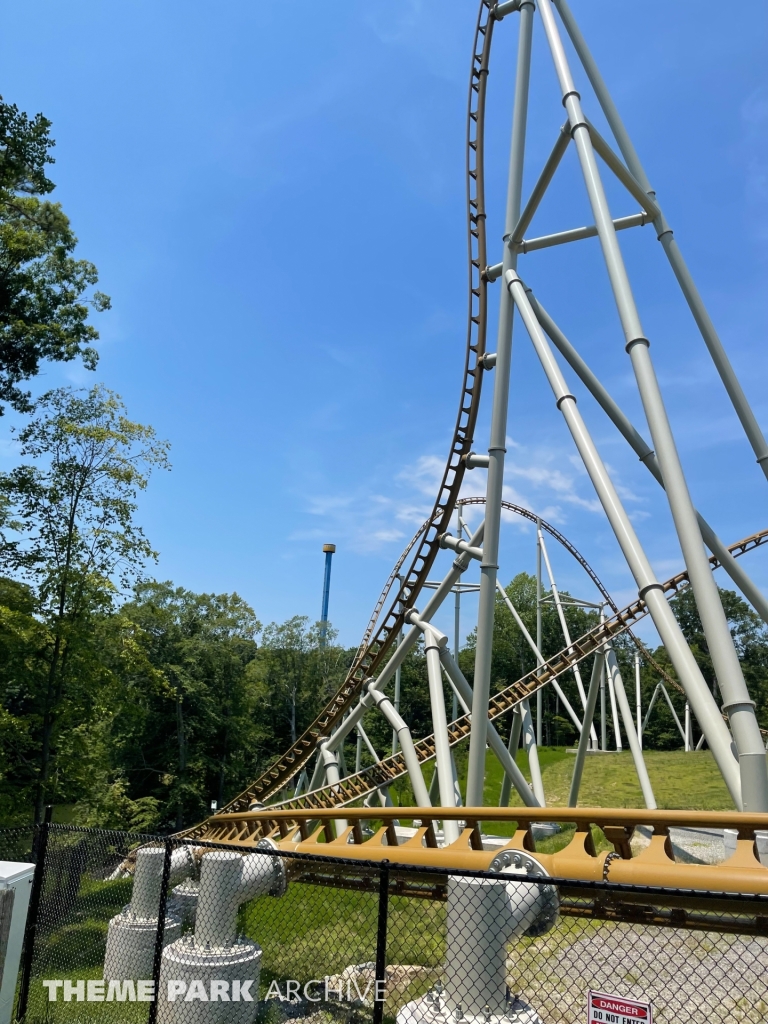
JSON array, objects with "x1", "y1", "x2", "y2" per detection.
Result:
[
  {"x1": 482, "y1": 748, "x2": 736, "y2": 811},
  {"x1": 391, "y1": 746, "x2": 742, "y2": 816}
]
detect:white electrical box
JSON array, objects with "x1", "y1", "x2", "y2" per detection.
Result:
[{"x1": 0, "y1": 861, "x2": 35, "y2": 1024}]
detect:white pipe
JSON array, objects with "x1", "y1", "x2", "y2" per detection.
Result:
[
  {"x1": 538, "y1": 0, "x2": 763, "y2": 810},
  {"x1": 195, "y1": 851, "x2": 278, "y2": 949},
  {"x1": 520, "y1": 698, "x2": 545, "y2": 805},
  {"x1": 365, "y1": 686, "x2": 432, "y2": 807},
  {"x1": 443, "y1": 870, "x2": 553, "y2": 1020},
  {"x1": 424, "y1": 627, "x2": 460, "y2": 843},
  {"x1": 439, "y1": 648, "x2": 540, "y2": 808},
  {"x1": 451, "y1": 752, "x2": 463, "y2": 807},
  {"x1": 357, "y1": 723, "x2": 379, "y2": 764},
  {"x1": 131, "y1": 848, "x2": 167, "y2": 920},
  {"x1": 607, "y1": 657, "x2": 622, "y2": 751},
  {"x1": 635, "y1": 651, "x2": 642, "y2": 750},
  {"x1": 505, "y1": 267, "x2": 741, "y2": 805},
  {"x1": 568, "y1": 654, "x2": 603, "y2": 807},
  {"x1": 688, "y1": 704, "x2": 696, "y2": 753},
  {"x1": 658, "y1": 685, "x2": 687, "y2": 743},
  {"x1": 499, "y1": 709, "x2": 524, "y2": 808},
  {"x1": 319, "y1": 744, "x2": 348, "y2": 836},
  {"x1": 605, "y1": 646, "x2": 656, "y2": 809},
  {"x1": 642, "y1": 682, "x2": 663, "y2": 736},
  {"x1": 327, "y1": 522, "x2": 486, "y2": 754}
]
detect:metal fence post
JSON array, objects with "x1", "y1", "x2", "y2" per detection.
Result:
[
  {"x1": 15, "y1": 805, "x2": 53, "y2": 1022},
  {"x1": 373, "y1": 859, "x2": 390, "y2": 1024},
  {"x1": 147, "y1": 838, "x2": 173, "y2": 1024}
]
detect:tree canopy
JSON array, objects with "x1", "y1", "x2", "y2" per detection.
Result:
[{"x1": 0, "y1": 97, "x2": 108, "y2": 414}]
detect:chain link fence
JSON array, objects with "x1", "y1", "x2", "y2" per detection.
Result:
[{"x1": 1, "y1": 823, "x2": 767, "y2": 1024}]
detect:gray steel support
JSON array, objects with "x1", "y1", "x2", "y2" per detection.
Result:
[
  {"x1": 392, "y1": 655, "x2": 402, "y2": 755},
  {"x1": 688, "y1": 704, "x2": 696, "y2": 753},
  {"x1": 495, "y1": 577, "x2": 585, "y2": 735},
  {"x1": 528, "y1": 291, "x2": 768, "y2": 626},
  {"x1": 635, "y1": 651, "x2": 642, "y2": 750},
  {"x1": 486, "y1": 212, "x2": 647, "y2": 274},
  {"x1": 326, "y1": 522, "x2": 485, "y2": 754},
  {"x1": 451, "y1": 752, "x2": 462, "y2": 806},
  {"x1": 293, "y1": 769, "x2": 308, "y2": 799},
  {"x1": 537, "y1": 0, "x2": 768, "y2": 812},
  {"x1": 499, "y1": 709, "x2": 524, "y2": 807},
  {"x1": 568, "y1": 654, "x2": 603, "y2": 807},
  {"x1": 510, "y1": 121, "x2": 571, "y2": 246},
  {"x1": 357, "y1": 723, "x2": 380, "y2": 765},
  {"x1": 467, "y1": 0, "x2": 535, "y2": 808},
  {"x1": 536, "y1": 519, "x2": 543, "y2": 746},
  {"x1": 552, "y1": 0, "x2": 768, "y2": 479},
  {"x1": 453, "y1": 506, "x2": 462, "y2": 721},
  {"x1": 319, "y1": 745, "x2": 348, "y2": 835},
  {"x1": 605, "y1": 646, "x2": 656, "y2": 808},
  {"x1": 643, "y1": 682, "x2": 687, "y2": 744},
  {"x1": 607, "y1": 659, "x2": 622, "y2": 752},
  {"x1": 308, "y1": 750, "x2": 325, "y2": 793},
  {"x1": 365, "y1": 686, "x2": 432, "y2": 807},
  {"x1": 439, "y1": 646, "x2": 540, "y2": 807},
  {"x1": 538, "y1": 528, "x2": 597, "y2": 746},
  {"x1": 424, "y1": 627, "x2": 460, "y2": 843},
  {"x1": 641, "y1": 683, "x2": 661, "y2": 737},
  {"x1": 505, "y1": 267, "x2": 742, "y2": 805},
  {"x1": 520, "y1": 698, "x2": 545, "y2": 804}
]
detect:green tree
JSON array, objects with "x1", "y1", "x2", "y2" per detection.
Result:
[
  {"x1": 248, "y1": 617, "x2": 350, "y2": 763},
  {"x1": 461, "y1": 572, "x2": 599, "y2": 747},
  {"x1": 0, "y1": 385, "x2": 169, "y2": 820},
  {"x1": 0, "y1": 98, "x2": 109, "y2": 413},
  {"x1": 108, "y1": 583, "x2": 262, "y2": 830},
  {"x1": 0, "y1": 577, "x2": 49, "y2": 823}
]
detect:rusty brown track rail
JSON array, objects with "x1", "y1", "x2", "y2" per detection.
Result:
[
  {"x1": 201, "y1": 1, "x2": 497, "y2": 823},
  {"x1": 358, "y1": 494, "x2": 615, "y2": 669},
  {"x1": 186, "y1": 526, "x2": 768, "y2": 842}
]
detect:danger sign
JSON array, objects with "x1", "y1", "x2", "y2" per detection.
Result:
[{"x1": 588, "y1": 990, "x2": 652, "y2": 1024}]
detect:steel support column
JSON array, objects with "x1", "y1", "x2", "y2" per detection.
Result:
[
  {"x1": 537, "y1": 0, "x2": 768, "y2": 812},
  {"x1": 552, "y1": 0, "x2": 768, "y2": 479},
  {"x1": 505, "y1": 266, "x2": 742, "y2": 805},
  {"x1": 467, "y1": 0, "x2": 535, "y2": 807}
]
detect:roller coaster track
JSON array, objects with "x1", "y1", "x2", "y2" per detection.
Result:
[
  {"x1": 198, "y1": 2, "x2": 498, "y2": 822},
  {"x1": 456, "y1": 497, "x2": 688, "y2": 698},
  {"x1": 357, "y1": 494, "x2": 615, "y2": 664},
  {"x1": 180, "y1": 0, "x2": 768, "y2": 847},
  {"x1": 186, "y1": 0, "x2": 768, "y2": 840},
  {"x1": 191, "y1": 525, "x2": 768, "y2": 843}
]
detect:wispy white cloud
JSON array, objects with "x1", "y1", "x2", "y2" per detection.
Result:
[
  {"x1": 504, "y1": 454, "x2": 602, "y2": 514},
  {"x1": 296, "y1": 437, "x2": 626, "y2": 556}
]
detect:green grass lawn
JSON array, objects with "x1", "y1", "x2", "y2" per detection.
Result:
[
  {"x1": 391, "y1": 744, "x2": 739, "y2": 825},
  {"x1": 482, "y1": 747, "x2": 737, "y2": 811},
  {"x1": 374, "y1": 744, "x2": 742, "y2": 855}
]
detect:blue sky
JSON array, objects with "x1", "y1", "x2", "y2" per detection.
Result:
[{"x1": 1, "y1": 0, "x2": 766, "y2": 648}]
